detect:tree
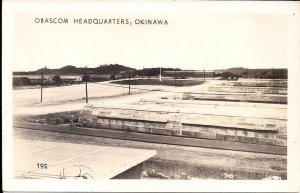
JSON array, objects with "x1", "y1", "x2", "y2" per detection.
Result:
[
  {"x1": 82, "y1": 74, "x2": 90, "y2": 82},
  {"x1": 13, "y1": 77, "x2": 31, "y2": 86},
  {"x1": 52, "y1": 75, "x2": 62, "y2": 86},
  {"x1": 110, "y1": 74, "x2": 117, "y2": 80}
]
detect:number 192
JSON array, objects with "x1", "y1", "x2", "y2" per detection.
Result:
[{"x1": 37, "y1": 163, "x2": 48, "y2": 169}]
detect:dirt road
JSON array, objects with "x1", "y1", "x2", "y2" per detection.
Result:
[{"x1": 13, "y1": 80, "x2": 212, "y2": 115}]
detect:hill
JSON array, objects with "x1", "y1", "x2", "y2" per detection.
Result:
[{"x1": 14, "y1": 64, "x2": 135, "y2": 75}]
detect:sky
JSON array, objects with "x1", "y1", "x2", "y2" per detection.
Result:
[{"x1": 13, "y1": 10, "x2": 288, "y2": 71}]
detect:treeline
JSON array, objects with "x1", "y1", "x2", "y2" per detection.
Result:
[
  {"x1": 225, "y1": 68, "x2": 287, "y2": 79},
  {"x1": 13, "y1": 75, "x2": 111, "y2": 87},
  {"x1": 14, "y1": 65, "x2": 181, "y2": 77},
  {"x1": 13, "y1": 64, "x2": 135, "y2": 75},
  {"x1": 13, "y1": 65, "x2": 288, "y2": 87}
]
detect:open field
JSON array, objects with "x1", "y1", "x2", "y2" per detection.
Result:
[
  {"x1": 13, "y1": 78, "x2": 287, "y2": 179},
  {"x1": 13, "y1": 81, "x2": 167, "y2": 109}
]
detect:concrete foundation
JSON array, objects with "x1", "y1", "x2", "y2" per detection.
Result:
[
  {"x1": 182, "y1": 93, "x2": 287, "y2": 104},
  {"x1": 78, "y1": 79, "x2": 287, "y2": 152},
  {"x1": 14, "y1": 138, "x2": 156, "y2": 179},
  {"x1": 78, "y1": 103, "x2": 286, "y2": 147}
]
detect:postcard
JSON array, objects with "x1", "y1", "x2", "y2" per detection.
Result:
[{"x1": 2, "y1": 0, "x2": 300, "y2": 192}]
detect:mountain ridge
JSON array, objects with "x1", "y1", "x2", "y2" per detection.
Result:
[
  {"x1": 13, "y1": 65, "x2": 287, "y2": 79},
  {"x1": 14, "y1": 64, "x2": 135, "y2": 75}
]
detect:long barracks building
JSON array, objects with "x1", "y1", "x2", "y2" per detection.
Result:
[{"x1": 163, "y1": 70, "x2": 223, "y2": 78}]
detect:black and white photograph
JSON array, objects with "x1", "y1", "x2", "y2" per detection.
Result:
[{"x1": 2, "y1": 0, "x2": 300, "y2": 192}]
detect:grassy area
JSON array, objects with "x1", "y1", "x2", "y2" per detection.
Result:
[
  {"x1": 113, "y1": 78, "x2": 204, "y2": 87},
  {"x1": 18, "y1": 111, "x2": 81, "y2": 125}
]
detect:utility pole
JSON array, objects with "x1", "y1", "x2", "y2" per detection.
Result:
[
  {"x1": 40, "y1": 68, "x2": 44, "y2": 103},
  {"x1": 174, "y1": 69, "x2": 177, "y2": 87},
  {"x1": 85, "y1": 66, "x2": 88, "y2": 103},
  {"x1": 159, "y1": 67, "x2": 162, "y2": 82},
  {"x1": 128, "y1": 71, "x2": 131, "y2": 94}
]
